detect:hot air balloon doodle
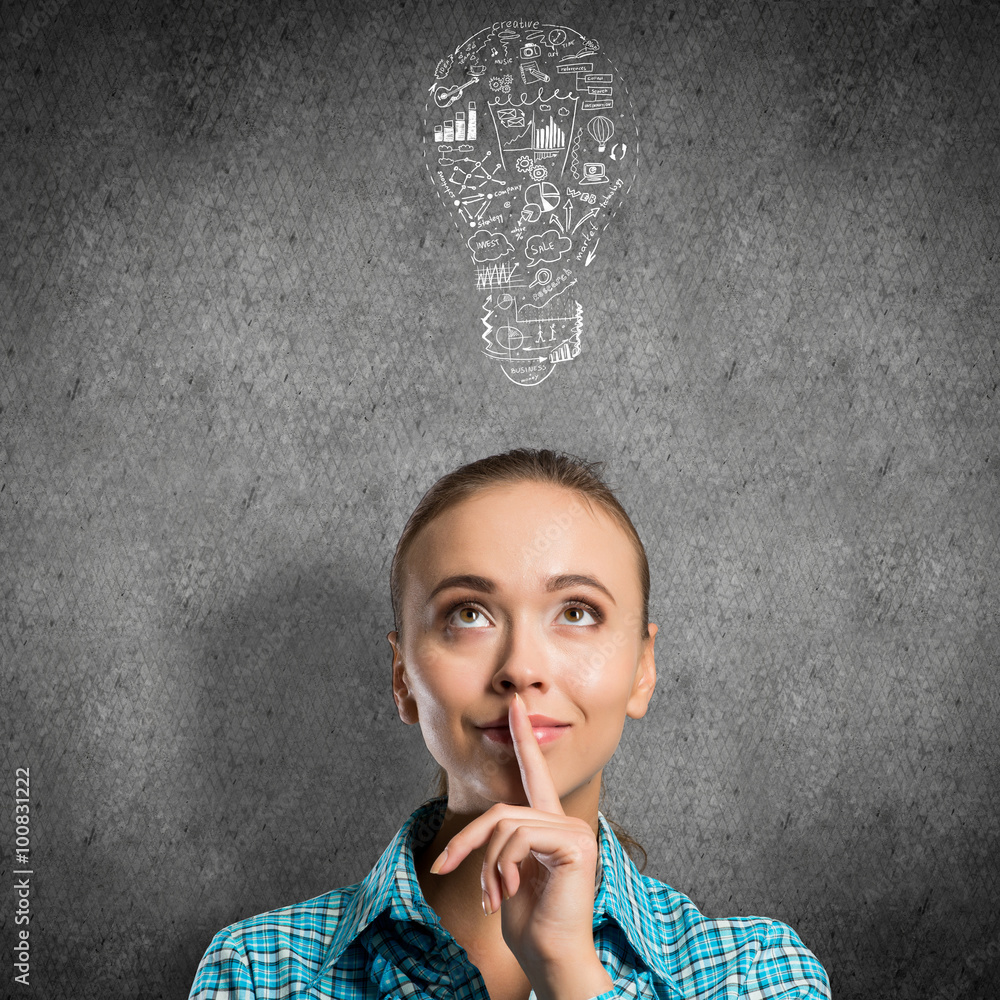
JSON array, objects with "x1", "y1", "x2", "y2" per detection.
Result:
[{"x1": 587, "y1": 115, "x2": 615, "y2": 153}]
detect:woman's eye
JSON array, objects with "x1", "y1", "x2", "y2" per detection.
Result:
[
  {"x1": 449, "y1": 606, "x2": 490, "y2": 628},
  {"x1": 559, "y1": 605, "x2": 597, "y2": 626}
]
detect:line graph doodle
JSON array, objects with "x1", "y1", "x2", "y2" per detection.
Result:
[{"x1": 476, "y1": 260, "x2": 524, "y2": 289}]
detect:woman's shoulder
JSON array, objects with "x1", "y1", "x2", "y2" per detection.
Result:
[
  {"x1": 622, "y1": 871, "x2": 830, "y2": 995},
  {"x1": 190, "y1": 881, "x2": 364, "y2": 999},
  {"x1": 191, "y1": 803, "x2": 437, "y2": 999},
  {"x1": 225, "y1": 880, "x2": 358, "y2": 934},
  {"x1": 634, "y1": 867, "x2": 813, "y2": 942},
  {"x1": 602, "y1": 825, "x2": 799, "y2": 949}
]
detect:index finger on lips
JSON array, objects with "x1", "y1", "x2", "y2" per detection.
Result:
[{"x1": 509, "y1": 692, "x2": 564, "y2": 815}]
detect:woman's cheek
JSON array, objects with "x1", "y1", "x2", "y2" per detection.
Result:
[
  {"x1": 563, "y1": 636, "x2": 624, "y2": 688},
  {"x1": 428, "y1": 652, "x2": 482, "y2": 701},
  {"x1": 409, "y1": 644, "x2": 462, "y2": 702}
]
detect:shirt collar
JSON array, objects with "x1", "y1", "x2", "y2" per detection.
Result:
[
  {"x1": 592, "y1": 809, "x2": 676, "y2": 983},
  {"x1": 317, "y1": 796, "x2": 449, "y2": 978},
  {"x1": 317, "y1": 795, "x2": 672, "y2": 983}
]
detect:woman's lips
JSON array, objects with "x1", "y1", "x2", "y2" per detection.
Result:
[{"x1": 479, "y1": 724, "x2": 570, "y2": 745}]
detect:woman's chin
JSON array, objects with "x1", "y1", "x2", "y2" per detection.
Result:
[{"x1": 447, "y1": 776, "x2": 532, "y2": 811}]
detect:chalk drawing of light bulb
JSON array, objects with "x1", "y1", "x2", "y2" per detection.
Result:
[{"x1": 423, "y1": 22, "x2": 637, "y2": 386}]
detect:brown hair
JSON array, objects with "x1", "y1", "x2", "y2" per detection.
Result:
[
  {"x1": 392, "y1": 448, "x2": 650, "y2": 872},
  {"x1": 390, "y1": 447, "x2": 650, "y2": 639}
]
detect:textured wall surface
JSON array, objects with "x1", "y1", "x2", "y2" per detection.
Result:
[{"x1": 2, "y1": 1, "x2": 998, "y2": 998}]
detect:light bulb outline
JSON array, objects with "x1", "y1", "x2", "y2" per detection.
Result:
[{"x1": 423, "y1": 21, "x2": 638, "y2": 386}]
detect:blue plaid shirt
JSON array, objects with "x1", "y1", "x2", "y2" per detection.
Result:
[{"x1": 190, "y1": 796, "x2": 830, "y2": 999}]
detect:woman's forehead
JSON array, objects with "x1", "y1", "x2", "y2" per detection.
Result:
[
  {"x1": 427, "y1": 480, "x2": 603, "y2": 532},
  {"x1": 405, "y1": 481, "x2": 637, "y2": 582}
]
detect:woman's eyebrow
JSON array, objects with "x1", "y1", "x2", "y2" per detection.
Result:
[
  {"x1": 428, "y1": 574, "x2": 495, "y2": 600},
  {"x1": 547, "y1": 574, "x2": 617, "y2": 605},
  {"x1": 426, "y1": 572, "x2": 616, "y2": 605}
]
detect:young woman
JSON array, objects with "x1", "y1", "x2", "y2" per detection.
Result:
[{"x1": 190, "y1": 449, "x2": 831, "y2": 1000}]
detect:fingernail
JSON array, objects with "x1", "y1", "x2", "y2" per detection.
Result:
[
  {"x1": 429, "y1": 848, "x2": 448, "y2": 874},
  {"x1": 482, "y1": 889, "x2": 493, "y2": 916}
]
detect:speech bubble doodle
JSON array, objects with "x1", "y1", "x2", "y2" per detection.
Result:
[
  {"x1": 525, "y1": 229, "x2": 572, "y2": 267},
  {"x1": 468, "y1": 229, "x2": 515, "y2": 262}
]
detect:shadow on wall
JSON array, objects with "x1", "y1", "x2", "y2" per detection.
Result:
[
  {"x1": 173, "y1": 558, "x2": 420, "y2": 991},
  {"x1": 743, "y1": 768, "x2": 999, "y2": 999}
]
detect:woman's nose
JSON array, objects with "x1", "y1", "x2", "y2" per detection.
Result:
[{"x1": 491, "y1": 620, "x2": 551, "y2": 691}]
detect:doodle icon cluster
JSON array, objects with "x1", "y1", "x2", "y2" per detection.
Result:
[{"x1": 423, "y1": 21, "x2": 638, "y2": 386}]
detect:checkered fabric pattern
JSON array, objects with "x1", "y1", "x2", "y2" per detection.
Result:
[{"x1": 189, "y1": 796, "x2": 830, "y2": 999}]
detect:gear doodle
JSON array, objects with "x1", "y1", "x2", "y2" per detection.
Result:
[
  {"x1": 515, "y1": 155, "x2": 533, "y2": 174},
  {"x1": 530, "y1": 164, "x2": 548, "y2": 181}
]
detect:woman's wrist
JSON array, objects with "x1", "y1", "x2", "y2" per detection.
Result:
[{"x1": 528, "y1": 949, "x2": 615, "y2": 1000}]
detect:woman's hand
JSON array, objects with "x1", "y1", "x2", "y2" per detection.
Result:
[{"x1": 429, "y1": 693, "x2": 613, "y2": 1000}]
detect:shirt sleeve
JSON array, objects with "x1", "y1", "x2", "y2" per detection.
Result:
[
  {"x1": 188, "y1": 927, "x2": 257, "y2": 1000},
  {"x1": 592, "y1": 969, "x2": 655, "y2": 1000},
  {"x1": 577, "y1": 968, "x2": 682, "y2": 1000},
  {"x1": 738, "y1": 919, "x2": 831, "y2": 1000}
]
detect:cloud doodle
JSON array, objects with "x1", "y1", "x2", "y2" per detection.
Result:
[{"x1": 467, "y1": 229, "x2": 515, "y2": 263}]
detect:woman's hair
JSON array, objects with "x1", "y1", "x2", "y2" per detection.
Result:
[
  {"x1": 390, "y1": 447, "x2": 650, "y2": 639},
  {"x1": 393, "y1": 448, "x2": 650, "y2": 872}
]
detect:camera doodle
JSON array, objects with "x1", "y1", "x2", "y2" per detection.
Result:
[{"x1": 423, "y1": 21, "x2": 638, "y2": 386}]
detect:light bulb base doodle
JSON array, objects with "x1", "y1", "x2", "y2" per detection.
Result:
[{"x1": 423, "y1": 21, "x2": 638, "y2": 386}]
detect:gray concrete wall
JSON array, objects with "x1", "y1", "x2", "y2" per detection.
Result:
[{"x1": 1, "y1": 1, "x2": 997, "y2": 997}]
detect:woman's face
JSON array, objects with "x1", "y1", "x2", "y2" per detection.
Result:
[{"x1": 389, "y1": 481, "x2": 657, "y2": 814}]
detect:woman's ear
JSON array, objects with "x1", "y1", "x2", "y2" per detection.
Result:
[
  {"x1": 625, "y1": 622, "x2": 657, "y2": 720},
  {"x1": 388, "y1": 630, "x2": 419, "y2": 724}
]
